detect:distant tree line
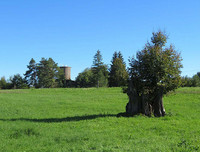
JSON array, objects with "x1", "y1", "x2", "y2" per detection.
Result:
[
  {"x1": 181, "y1": 73, "x2": 200, "y2": 87},
  {"x1": 75, "y1": 50, "x2": 128, "y2": 88},
  {"x1": 0, "y1": 58, "x2": 66, "y2": 89},
  {"x1": 0, "y1": 51, "x2": 129, "y2": 89},
  {"x1": 0, "y1": 44, "x2": 199, "y2": 90},
  {"x1": 24, "y1": 58, "x2": 65, "y2": 88}
]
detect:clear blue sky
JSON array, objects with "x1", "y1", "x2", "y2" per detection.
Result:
[{"x1": 0, "y1": 0, "x2": 199, "y2": 80}]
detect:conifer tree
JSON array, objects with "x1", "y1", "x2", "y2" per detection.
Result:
[
  {"x1": 109, "y1": 51, "x2": 128, "y2": 87},
  {"x1": 0, "y1": 77, "x2": 8, "y2": 89},
  {"x1": 37, "y1": 58, "x2": 60, "y2": 88},
  {"x1": 92, "y1": 50, "x2": 108, "y2": 87},
  {"x1": 24, "y1": 58, "x2": 37, "y2": 87},
  {"x1": 10, "y1": 74, "x2": 28, "y2": 89}
]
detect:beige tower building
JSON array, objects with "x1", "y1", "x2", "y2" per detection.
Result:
[{"x1": 60, "y1": 66, "x2": 71, "y2": 80}]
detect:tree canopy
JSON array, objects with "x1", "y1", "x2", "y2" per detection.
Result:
[
  {"x1": 10, "y1": 74, "x2": 28, "y2": 89},
  {"x1": 37, "y1": 58, "x2": 60, "y2": 88},
  {"x1": 76, "y1": 68, "x2": 95, "y2": 87},
  {"x1": 24, "y1": 58, "x2": 37, "y2": 87},
  {"x1": 126, "y1": 31, "x2": 183, "y2": 117},
  {"x1": 109, "y1": 51, "x2": 128, "y2": 87},
  {"x1": 24, "y1": 58, "x2": 65, "y2": 88},
  {"x1": 92, "y1": 50, "x2": 108, "y2": 87},
  {"x1": 129, "y1": 31, "x2": 182, "y2": 95},
  {"x1": 0, "y1": 77, "x2": 10, "y2": 89}
]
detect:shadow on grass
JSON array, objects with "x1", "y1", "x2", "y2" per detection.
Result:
[
  {"x1": 0, "y1": 112, "x2": 133, "y2": 123},
  {"x1": 0, "y1": 114, "x2": 121, "y2": 123}
]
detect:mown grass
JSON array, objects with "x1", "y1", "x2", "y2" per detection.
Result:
[{"x1": 0, "y1": 87, "x2": 200, "y2": 152}]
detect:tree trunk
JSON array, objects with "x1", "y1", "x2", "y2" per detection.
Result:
[
  {"x1": 126, "y1": 85, "x2": 142, "y2": 115},
  {"x1": 141, "y1": 94, "x2": 152, "y2": 117},
  {"x1": 153, "y1": 89, "x2": 165, "y2": 117},
  {"x1": 126, "y1": 87, "x2": 165, "y2": 117},
  {"x1": 97, "y1": 80, "x2": 99, "y2": 88}
]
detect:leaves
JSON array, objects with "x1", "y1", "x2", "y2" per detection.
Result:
[
  {"x1": 129, "y1": 31, "x2": 183, "y2": 94},
  {"x1": 92, "y1": 50, "x2": 108, "y2": 87},
  {"x1": 109, "y1": 52, "x2": 128, "y2": 87}
]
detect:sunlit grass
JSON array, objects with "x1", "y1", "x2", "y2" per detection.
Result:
[{"x1": 0, "y1": 87, "x2": 200, "y2": 151}]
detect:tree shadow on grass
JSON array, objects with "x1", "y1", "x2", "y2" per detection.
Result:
[{"x1": 0, "y1": 114, "x2": 119, "y2": 123}]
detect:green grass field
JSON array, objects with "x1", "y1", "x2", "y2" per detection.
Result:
[{"x1": 0, "y1": 87, "x2": 200, "y2": 152}]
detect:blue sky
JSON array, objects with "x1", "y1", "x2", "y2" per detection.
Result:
[{"x1": 0, "y1": 0, "x2": 199, "y2": 80}]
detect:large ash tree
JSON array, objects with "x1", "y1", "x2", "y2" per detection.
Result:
[{"x1": 126, "y1": 31, "x2": 182, "y2": 117}]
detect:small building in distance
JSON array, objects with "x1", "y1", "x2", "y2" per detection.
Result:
[{"x1": 60, "y1": 66, "x2": 71, "y2": 80}]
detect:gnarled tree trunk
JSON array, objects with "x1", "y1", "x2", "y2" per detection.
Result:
[
  {"x1": 153, "y1": 88, "x2": 165, "y2": 117},
  {"x1": 126, "y1": 85, "x2": 141, "y2": 115},
  {"x1": 126, "y1": 86, "x2": 165, "y2": 117}
]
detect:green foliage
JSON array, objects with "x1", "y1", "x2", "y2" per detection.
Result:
[
  {"x1": 181, "y1": 76, "x2": 194, "y2": 87},
  {"x1": 24, "y1": 58, "x2": 37, "y2": 87},
  {"x1": 129, "y1": 31, "x2": 183, "y2": 95},
  {"x1": 37, "y1": 58, "x2": 61, "y2": 88},
  {"x1": 10, "y1": 74, "x2": 28, "y2": 89},
  {"x1": 0, "y1": 77, "x2": 9, "y2": 89},
  {"x1": 0, "y1": 87, "x2": 200, "y2": 151},
  {"x1": 76, "y1": 68, "x2": 95, "y2": 87},
  {"x1": 0, "y1": 77, "x2": 14, "y2": 89},
  {"x1": 24, "y1": 58, "x2": 65, "y2": 88},
  {"x1": 76, "y1": 66, "x2": 108, "y2": 88},
  {"x1": 109, "y1": 51, "x2": 128, "y2": 87},
  {"x1": 92, "y1": 50, "x2": 109, "y2": 87},
  {"x1": 181, "y1": 73, "x2": 200, "y2": 87},
  {"x1": 192, "y1": 74, "x2": 200, "y2": 87},
  {"x1": 197, "y1": 72, "x2": 200, "y2": 78},
  {"x1": 96, "y1": 65, "x2": 109, "y2": 87},
  {"x1": 93, "y1": 50, "x2": 104, "y2": 68},
  {"x1": 56, "y1": 68, "x2": 66, "y2": 88},
  {"x1": 2, "y1": 58, "x2": 66, "y2": 89},
  {"x1": 151, "y1": 31, "x2": 167, "y2": 47}
]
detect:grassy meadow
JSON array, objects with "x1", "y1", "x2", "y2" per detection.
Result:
[{"x1": 0, "y1": 87, "x2": 200, "y2": 152}]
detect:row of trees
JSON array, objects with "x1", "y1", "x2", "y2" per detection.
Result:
[
  {"x1": 181, "y1": 73, "x2": 200, "y2": 87},
  {"x1": 0, "y1": 52, "x2": 199, "y2": 90},
  {"x1": 1, "y1": 69, "x2": 198, "y2": 90},
  {"x1": 75, "y1": 49, "x2": 200, "y2": 89},
  {"x1": 24, "y1": 58, "x2": 65, "y2": 88},
  {"x1": 0, "y1": 31, "x2": 199, "y2": 91},
  {"x1": 0, "y1": 58, "x2": 65, "y2": 89},
  {"x1": 0, "y1": 74, "x2": 28, "y2": 89},
  {"x1": 75, "y1": 50, "x2": 128, "y2": 88},
  {"x1": 0, "y1": 51, "x2": 129, "y2": 89},
  {"x1": 0, "y1": 74, "x2": 23, "y2": 89}
]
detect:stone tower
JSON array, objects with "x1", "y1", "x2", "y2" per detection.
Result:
[{"x1": 60, "y1": 66, "x2": 71, "y2": 80}]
